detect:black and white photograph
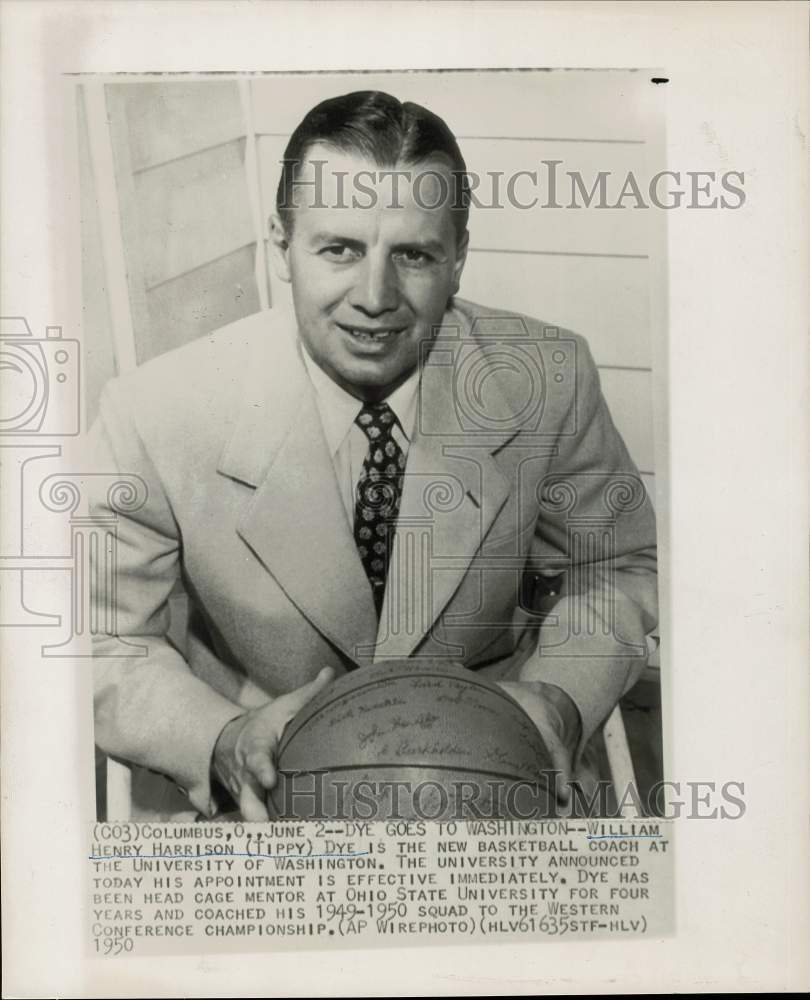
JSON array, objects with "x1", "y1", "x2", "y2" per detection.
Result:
[{"x1": 80, "y1": 70, "x2": 666, "y2": 825}]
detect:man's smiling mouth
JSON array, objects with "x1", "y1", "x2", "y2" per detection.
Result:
[{"x1": 336, "y1": 322, "x2": 406, "y2": 342}]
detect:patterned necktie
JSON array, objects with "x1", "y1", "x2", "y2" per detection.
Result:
[{"x1": 353, "y1": 401, "x2": 407, "y2": 616}]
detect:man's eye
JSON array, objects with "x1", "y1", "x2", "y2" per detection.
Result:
[
  {"x1": 394, "y1": 249, "x2": 432, "y2": 266},
  {"x1": 321, "y1": 245, "x2": 361, "y2": 261}
]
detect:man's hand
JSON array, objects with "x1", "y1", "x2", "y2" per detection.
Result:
[
  {"x1": 212, "y1": 667, "x2": 335, "y2": 821},
  {"x1": 496, "y1": 680, "x2": 581, "y2": 806}
]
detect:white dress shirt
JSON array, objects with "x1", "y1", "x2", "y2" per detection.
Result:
[{"x1": 299, "y1": 341, "x2": 420, "y2": 526}]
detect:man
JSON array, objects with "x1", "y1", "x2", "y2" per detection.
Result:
[{"x1": 91, "y1": 91, "x2": 658, "y2": 821}]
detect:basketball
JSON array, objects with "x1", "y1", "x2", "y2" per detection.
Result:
[{"x1": 270, "y1": 659, "x2": 557, "y2": 821}]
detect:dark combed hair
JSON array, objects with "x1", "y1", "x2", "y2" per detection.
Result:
[{"x1": 276, "y1": 90, "x2": 470, "y2": 242}]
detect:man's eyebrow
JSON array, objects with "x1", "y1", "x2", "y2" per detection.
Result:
[
  {"x1": 309, "y1": 232, "x2": 365, "y2": 246},
  {"x1": 307, "y1": 233, "x2": 448, "y2": 256},
  {"x1": 390, "y1": 239, "x2": 447, "y2": 256}
]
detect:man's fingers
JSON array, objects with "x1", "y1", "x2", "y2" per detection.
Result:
[
  {"x1": 244, "y1": 749, "x2": 277, "y2": 790},
  {"x1": 239, "y1": 775, "x2": 271, "y2": 822},
  {"x1": 545, "y1": 740, "x2": 574, "y2": 804},
  {"x1": 497, "y1": 680, "x2": 574, "y2": 801},
  {"x1": 278, "y1": 666, "x2": 335, "y2": 718}
]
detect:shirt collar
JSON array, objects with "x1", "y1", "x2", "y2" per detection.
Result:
[{"x1": 299, "y1": 340, "x2": 421, "y2": 457}]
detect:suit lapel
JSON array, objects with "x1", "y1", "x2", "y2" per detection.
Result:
[
  {"x1": 373, "y1": 310, "x2": 519, "y2": 660},
  {"x1": 217, "y1": 312, "x2": 378, "y2": 665}
]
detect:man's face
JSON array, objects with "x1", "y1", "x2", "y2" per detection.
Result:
[{"x1": 270, "y1": 144, "x2": 468, "y2": 401}]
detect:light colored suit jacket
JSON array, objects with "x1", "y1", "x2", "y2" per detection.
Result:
[{"x1": 90, "y1": 298, "x2": 658, "y2": 817}]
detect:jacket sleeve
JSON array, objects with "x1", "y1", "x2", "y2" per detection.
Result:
[
  {"x1": 89, "y1": 381, "x2": 243, "y2": 816},
  {"x1": 518, "y1": 335, "x2": 659, "y2": 762}
]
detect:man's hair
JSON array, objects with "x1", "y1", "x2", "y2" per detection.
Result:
[{"x1": 276, "y1": 90, "x2": 470, "y2": 242}]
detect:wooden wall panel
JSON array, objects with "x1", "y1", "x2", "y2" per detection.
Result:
[
  {"x1": 142, "y1": 244, "x2": 261, "y2": 360},
  {"x1": 108, "y1": 80, "x2": 245, "y2": 172},
  {"x1": 77, "y1": 87, "x2": 117, "y2": 427},
  {"x1": 254, "y1": 133, "x2": 287, "y2": 223},
  {"x1": 460, "y1": 252, "x2": 650, "y2": 369},
  {"x1": 101, "y1": 81, "x2": 260, "y2": 368},
  {"x1": 134, "y1": 138, "x2": 254, "y2": 289},
  {"x1": 460, "y1": 138, "x2": 655, "y2": 256}
]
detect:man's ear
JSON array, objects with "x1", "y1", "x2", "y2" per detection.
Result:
[
  {"x1": 268, "y1": 214, "x2": 292, "y2": 283},
  {"x1": 451, "y1": 228, "x2": 469, "y2": 295}
]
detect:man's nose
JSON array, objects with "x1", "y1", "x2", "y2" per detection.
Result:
[{"x1": 347, "y1": 254, "x2": 399, "y2": 315}]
